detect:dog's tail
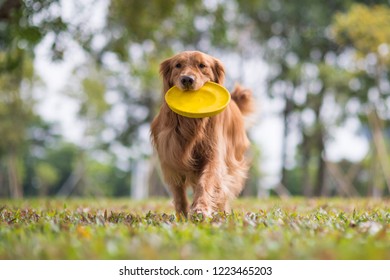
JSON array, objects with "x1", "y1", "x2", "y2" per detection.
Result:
[{"x1": 231, "y1": 83, "x2": 254, "y2": 115}]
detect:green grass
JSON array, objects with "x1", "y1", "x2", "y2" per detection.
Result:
[{"x1": 0, "y1": 197, "x2": 389, "y2": 259}]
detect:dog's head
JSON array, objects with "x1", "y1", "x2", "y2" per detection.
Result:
[{"x1": 160, "y1": 51, "x2": 225, "y2": 92}]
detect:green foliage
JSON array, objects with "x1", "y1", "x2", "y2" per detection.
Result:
[
  {"x1": 108, "y1": 0, "x2": 177, "y2": 44},
  {"x1": 0, "y1": 198, "x2": 389, "y2": 259},
  {"x1": 81, "y1": 77, "x2": 109, "y2": 117},
  {"x1": 35, "y1": 162, "x2": 60, "y2": 195},
  {"x1": 20, "y1": 142, "x2": 78, "y2": 196},
  {"x1": 106, "y1": 0, "x2": 234, "y2": 54},
  {"x1": 84, "y1": 159, "x2": 131, "y2": 197},
  {"x1": 0, "y1": 0, "x2": 67, "y2": 67},
  {"x1": 0, "y1": 57, "x2": 35, "y2": 152},
  {"x1": 333, "y1": 4, "x2": 390, "y2": 65},
  {"x1": 20, "y1": 141, "x2": 131, "y2": 197},
  {"x1": 331, "y1": 3, "x2": 390, "y2": 117}
]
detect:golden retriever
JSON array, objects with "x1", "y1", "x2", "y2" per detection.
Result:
[{"x1": 150, "y1": 51, "x2": 253, "y2": 217}]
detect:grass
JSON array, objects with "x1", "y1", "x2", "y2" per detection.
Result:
[{"x1": 0, "y1": 197, "x2": 389, "y2": 259}]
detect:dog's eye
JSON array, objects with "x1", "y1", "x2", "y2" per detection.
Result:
[
  {"x1": 175, "y1": 63, "x2": 182, "y2": 68},
  {"x1": 199, "y1": 63, "x2": 206, "y2": 69}
]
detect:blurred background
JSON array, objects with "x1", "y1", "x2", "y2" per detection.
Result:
[{"x1": 1, "y1": 0, "x2": 390, "y2": 199}]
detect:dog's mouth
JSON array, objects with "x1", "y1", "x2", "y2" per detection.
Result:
[
  {"x1": 180, "y1": 86, "x2": 196, "y2": 91},
  {"x1": 177, "y1": 85, "x2": 203, "y2": 92}
]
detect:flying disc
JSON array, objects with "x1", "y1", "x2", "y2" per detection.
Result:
[{"x1": 165, "y1": 81, "x2": 231, "y2": 118}]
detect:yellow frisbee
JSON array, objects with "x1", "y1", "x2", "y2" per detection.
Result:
[{"x1": 165, "y1": 81, "x2": 231, "y2": 118}]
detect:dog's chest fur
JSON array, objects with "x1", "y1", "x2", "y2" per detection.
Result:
[{"x1": 154, "y1": 108, "x2": 217, "y2": 173}]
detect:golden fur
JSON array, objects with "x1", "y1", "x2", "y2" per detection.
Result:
[{"x1": 150, "y1": 51, "x2": 253, "y2": 217}]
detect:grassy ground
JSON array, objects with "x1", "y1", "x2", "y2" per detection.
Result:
[{"x1": 0, "y1": 197, "x2": 389, "y2": 259}]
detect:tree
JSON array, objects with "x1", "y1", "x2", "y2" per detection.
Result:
[
  {"x1": 236, "y1": 0, "x2": 389, "y2": 196},
  {"x1": 0, "y1": 0, "x2": 67, "y2": 197},
  {"x1": 332, "y1": 3, "x2": 390, "y2": 196}
]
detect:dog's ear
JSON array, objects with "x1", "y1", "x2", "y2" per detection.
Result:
[
  {"x1": 160, "y1": 58, "x2": 173, "y2": 93},
  {"x1": 212, "y1": 58, "x2": 225, "y2": 85}
]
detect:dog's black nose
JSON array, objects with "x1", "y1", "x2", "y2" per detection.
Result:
[{"x1": 180, "y1": 75, "x2": 195, "y2": 87}]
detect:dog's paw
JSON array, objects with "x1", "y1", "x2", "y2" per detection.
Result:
[{"x1": 189, "y1": 207, "x2": 211, "y2": 222}]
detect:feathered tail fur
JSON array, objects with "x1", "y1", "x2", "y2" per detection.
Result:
[{"x1": 231, "y1": 84, "x2": 254, "y2": 116}]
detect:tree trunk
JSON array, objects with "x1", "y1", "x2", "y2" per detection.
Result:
[
  {"x1": 314, "y1": 130, "x2": 326, "y2": 196},
  {"x1": 280, "y1": 97, "x2": 294, "y2": 190},
  {"x1": 311, "y1": 88, "x2": 327, "y2": 197},
  {"x1": 57, "y1": 153, "x2": 85, "y2": 197},
  {"x1": 372, "y1": 156, "x2": 384, "y2": 197},
  {"x1": 326, "y1": 161, "x2": 360, "y2": 197},
  {"x1": 368, "y1": 110, "x2": 390, "y2": 194},
  {"x1": 302, "y1": 134, "x2": 313, "y2": 196},
  {"x1": 7, "y1": 149, "x2": 23, "y2": 198},
  {"x1": 0, "y1": 165, "x2": 7, "y2": 197}
]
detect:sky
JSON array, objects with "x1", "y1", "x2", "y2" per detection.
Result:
[{"x1": 33, "y1": 0, "x2": 370, "y2": 190}]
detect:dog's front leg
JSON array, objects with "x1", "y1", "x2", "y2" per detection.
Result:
[
  {"x1": 171, "y1": 185, "x2": 189, "y2": 218},
  {"x1": 161, "y1": 165, "x2": 189, "y2": 217},
  {"x1": 190, "y1": 163, "x2": 222, "y2": 217}
]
